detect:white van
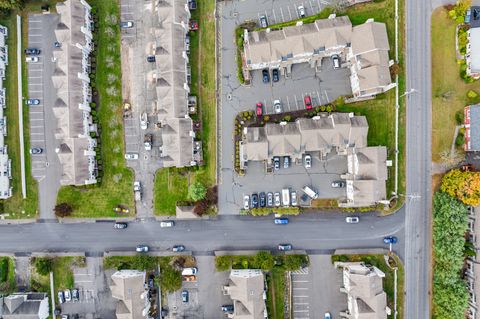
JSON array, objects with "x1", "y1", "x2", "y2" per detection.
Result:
[
  {"x1": 182, "y1": 267, "x2": 198, "y2": 276},
  {"x1": 302, "y1": 186, "x2": 318, "y2": 199}
]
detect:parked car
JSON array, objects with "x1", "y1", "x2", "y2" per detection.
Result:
[
  {"x1": 114, "y1": 222, "x2": 128, "y2": 229},
  {"x1": 221, "y1": 305, "x2": 234, "y2": 312},
  {"x1": 383, "y1": 236, "x2": 398, "y2": 244},
  {"x1": 291, "y1": 191, "x2": 298, "y2": 206},
  {"x1": 160, "y1": 221, "x2": 175, "y2": 228},
  {"x1": 182, "y1": 267, "x2": 198, "y2": 275},
  {"x1": 54, "y1": 41, "x2": 61, "y2": 48},
  {"x1": 332, "y1": 54, "x2": 340, "y2": 69},
  {"x1": 273, "y1": 156, "x2": 280, "y2": 170},
  {"x1": 256, "y1": 102, "x2": 263, "y2": 116},
  {"x1": 61, "y1": 315, "x2": 69, "y2": 319},
  {"x1": 125, "y1": 153, "x2": 139, "y2": 160},
  {"x1": 324, "y1": 312, "x2": 331, "y2": 319},
  {"x1": 24, "y1": 48, "x2": 41, "y2": 55},
  {"x1": 243, "y1": 195, "x2": 250, "y2": 210},
  {"x1": 259, "y1": 192, "x2": 266, "y2": 207},
  {"x1": 278, "y1": 244, "x2": 292, "y2": 251},
  {"x1": 26, "y1": 56, "x2": 38, "y2": 63},
  {"x1": 259, "y1": 15, "x2": 268, "y2": 28},
  {"x1": 251, "y1": 193, "x2": 259, "y2": 208},
  {"x1": 30, "y1": 148, "x2": 43, "y2": 154},
  {"x1": 262, "y1": 69, "x2": 270, "y2": 83},
  {"x1": 345, "y1": 216, "x2": 359, "y2": 224},
  {"x1": 146, "y1": 55, "x2": 155, "y2": 62},
  {"x1": 273, "y1": 100, "x2": 282, "y2": 113},
  {"x1": 72, "y1": 288, "x2": 79, "y2": 301},
  {"x1": 304, "y1": 154, "x2": 312, "y2": 169},
  {"x1": 26, "y1": 99, "x2": 40, "y2": 105},
  {"x1": 172, "y1": 245, "x2": 185, "y2": 252},
  {"x1": 181, "y1": 290, "x2": 189, "y2": 303},
  {"x1": 267, "y1": 192, "x2": 273, "y2": 207},
  {"x1": 183, "y1": 275, "x2": 196, "y2": 282},
  {"x1": 272, "y1": 68, "x2": 279, "y2": 82},
  {"x1": 136, "y1": 245, "x2": 149, "y2": 253},
  {"x1": 120, "y1": 21, "x2": 133, "y2": 28},
  {"x1": 283, "y1": 156, "x2": 290, "y2": 168},
  {"x1": 331, "y1": 180, "x2": 346, "y2": 188},
  {"x1": 64, "y1": 289, "x2": 72, "y2": 302},
  {"x1": 298, "y1": 5, "x2": 306, "y2": 18},
  {"x1": 274, "y1": 217, "x2": 289, "y2": 225},
  {"x1": 57, "y1": 291, "x2": 65, "y2": 304},
  {"x1": 188, "y1": 0, "x2": 197, "y2": 10},
  {"x1": 140, "y1": 112, "x2": 148, "y2": 130},
  {"x1": 304, "y1": 95, "x2": 312, "y2": 110},
  {"x1": 274, "y1": 192, "x2": 281, "y2": 207}
]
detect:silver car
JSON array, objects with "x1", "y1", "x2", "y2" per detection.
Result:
[
  {"x1": 274, "y1": 100, "x2": 282, "y2": 113},
  {"x1": 267, "y1": 192, "x2": 273, "y2": 207},
  {"x1": 243, "y1": 195, "x2": 250, "y2": 210},
  {"x1": 291, "y1": 191, "x2": 298, "y2": 206},
  {"x1": 274, "y1": 192, "x2": 281, "y2": 207}
]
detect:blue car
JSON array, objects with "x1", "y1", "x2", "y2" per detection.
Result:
[
  {"x1": 383, "y1": 236, "x2": 398, "y2": 244},
  {"x1": 274, "y1": 217, "x2": 289, "y2": 225}
]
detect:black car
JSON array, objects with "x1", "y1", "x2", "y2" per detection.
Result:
[
  {"x1": 147, "y1": 55, "x2": 156, "y2": 62},
  {"x1": 251, "y1": 193, "x2": 259, "y2": 208},
  {"x1": 148, "y1": 275, "x2": 154, "y2": 288},
  {"x1": 188, "y1": 0, "x2": 197, "y2": 10},
  {"x1": 221, "y1": 305, "x2": 234, "y2": 312},
  {"x1": 71, "y1": 288, "x2": 79, "y2": 301},
  {"x1": 172, "y1": 245, "x2": 185, "y2": 252},
  {"x1": 24, "y1": 48, "x2": 40, "y2": 55},
  {"x1": 262, "y1": 69, "x2": 270, "y2": 83},
  {"x1": 272, "y1": 69, "x2": 279, "y2": 82},
  {"x1": 259, "y1": 192, "x2": 266, "y2": 207}
]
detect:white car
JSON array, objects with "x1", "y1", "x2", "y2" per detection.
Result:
[
  {"x1": 304, "y1": 154, "x2": 312, "y2": 169},
  {"x1": 64, "y1": 289, "x2": 71, "y2": 302},
  {"x1": 160, "y1": 221, "x2": 174, "y2": 228},
  {"x1": 26, "y1": 56, "x2": 39, "y2": 63},
  {"x1": 345, "y1": 216, "x2": 360, "y2": 224},
  {"x1": 140, "y1": 112, "x2": 148, "y2": 130},
  {"x1": 243, "y1": 195, "x2": 250, "y2": 210},
  {"x1": 273, "y1": 100, "x2": 282, "y2": 114},
  {"x1": 274, "y1": 192, "x2": 281, "y2": 207},
  {"x1": 125, "y1": 153, "x2": 139, "y2": 160},
  {"x1": 291, "y1": 191, "x2": 298, "y2": 206},
  {"x1": 298, "y1": 5, "x2": 306, "y2": 18}
]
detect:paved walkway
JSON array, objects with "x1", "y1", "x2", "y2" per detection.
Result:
[{"x1": 14, "y1": 256, "x2": 30, "y2": 290}]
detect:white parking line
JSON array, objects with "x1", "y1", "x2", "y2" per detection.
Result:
[
  {"x1": 29, "y1": 111, "x2": 44, "y2": 114},
  {"x1": 28, "y1": 76, "x2": 42, "y2": 79},
  {"x1": 286, "y1": 95, "x2": 291, "y2": 111},
  {"x1": 280, "y1": 7, "x2": 285, "y2": 22},
  {"x1": 30, "y1": 139, "x2": 45, "y2": 142},
  {"x1": 28, "y1": 69, "x2": 43, "y2": 72},
  {"x1": 31, "y1": 125, "x2": 44, "y2": 128},
  {"x1": 293, "y1": 280, "x2": 309, "y2": 283},
  {"x1": 29, "y1": 34, "x2": 42, "y2": 37},
  {"x1": 30, "y1": 132, "x2": 44, "y2": 135},
  {"x1": 28, "y1": 83, "x2": 43, "y2": 86},
  {"x1": 29, "y1": 20, "x2": 41, "y2": 23},
  {"x1": 324, "y1": 90, "x2": 329, "y2": 103},
  {"x1": 28, "y1": 27, "x2": 42, "y2": 30},
  {"x1": 294, "y1": 302, "x2": 309, "y2": 305},
  {"x1": 293, "y1": 287, "x2": 308, "y2": 290},
  {"x1": 309, "y1": 0, "x2": 314, "y2": 14},
  {"x1": 287, "y1": 5, "x2": 292, "y2": 20},
  {"x1": 272, "y1": 9, "x2": 277, "y2": 24},
  {"x1": 294, "y1": 94, "x2": 299, "y2": 109}
]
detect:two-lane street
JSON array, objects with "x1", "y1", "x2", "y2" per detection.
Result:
[{"x1": 0, "y1": 211, "x2": 404, "y2": 257}]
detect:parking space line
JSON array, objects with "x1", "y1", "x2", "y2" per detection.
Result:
[
  {"x1": 272, "y1": 9, "x2": 277, "y2": 24},
  {"x1": 293, "y1": 280, "x2": 309, "y2": 283},
  {"x1": 294, "y1": 302, "x2": 309, "y2": 305},
  {"x1": 324, "y1": 90, "x2": 329, "y2": 103},
  {"x1": 309, "y1": 0, "x2": 314, "y2": 14},
  {"x1": 294, "y1": 310, "x2": 310, "y2": 312},
  {"x1": 28, "y1": 34, "x2": 42, "y2": 37},
  {"x1": 293, "y1": 295, "x2": 309, "y2": 298},
  {"x1": 293, "y1": 287, "x2": 308, "y2": 290},
  {"x1": 287, "y1": 5, "x2": 293, "y2": 20},
  {"x1": 294, "y1": 94, "x2": 299, "y2": 109},
  {"x1": 280, "y1": 7, "x2": 285, "y2": 22}
]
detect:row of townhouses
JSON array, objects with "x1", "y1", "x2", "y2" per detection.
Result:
[
  {"x1": 0, "y1": 24, "x2": 12, "y2": 199},
  {"x1": 467, "y1": 205, "x2": 480, "y2": 319},
  {"x1": 52, "y1": 0, "x2": 97, "y2": 186},
  {"x1": 243, "y1": 15, "x2": 396, "y2": 99}
]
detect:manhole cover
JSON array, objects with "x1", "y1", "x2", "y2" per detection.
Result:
[{"x1": 227, "y1": 93, "x2": 232, "y2": 101}]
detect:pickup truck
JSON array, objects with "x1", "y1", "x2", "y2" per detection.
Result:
[
  {"x1": 134, "y1": 181, "x2": 142, "y2": 201},
  {"x1": 144, "y1": 134, "x2": 152, "y2": 151}
]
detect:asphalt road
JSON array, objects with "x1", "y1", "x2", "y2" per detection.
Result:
[{"x1": 0, "y1": 210, "x2": 404, "y2": 257}]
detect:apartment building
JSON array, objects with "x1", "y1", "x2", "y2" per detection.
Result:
[
  {"x1": 0, "y1": 292, "x2": 49, "y2": 319},
  {"x1": 154, "y1": 0, "x2": 200, "y2": 168},
  {"x1": 0, "y1": 24, "x2": 12, "y2": 199},
  {"x1": 52, "y1": 0, "x2": 97, "y2": 186},
  {"x1": 222, "y1": 269, "x2": 268, "y2": 319},
  {"x1": 467, "y1": 6, "x2": 480, "y2": 79},
  {"x1": 465, "y1": 104, "x2": 480, "y2": 152},
  {"x1": 243, "y1": 15, "x2": 395, "y2": 99},
  {"x1": 334, "y1": 261, "x2": 391, "y2": 319},
  {"x1": 110, "y1": 270, "x2": 150, "y2": 319}
]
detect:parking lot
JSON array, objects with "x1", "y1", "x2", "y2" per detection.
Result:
[
  {"x1": 218, "y1": 0, "x2": 353, "y2": 215},
  {"x1": 291, "y1": 255, "x2": 346, "y2": 319},
  {"x1": 27, "y1": 13, "x2": 62, "y2": 218},
  {"x1": 120, "y1": 0, "x2": 164, "y2": 217}
]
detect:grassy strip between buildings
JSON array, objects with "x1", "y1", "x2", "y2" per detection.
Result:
[
  {"x1": 56, "y1": 0, "x2": 134, "y2": 218},
  {"x1": 431, "y1": 7, "x2": 480, "y2": 162},
  {"x1": 0, "y1": 8, "x2": 39, "y2": 218},
  {"x1": 0, "y1": 257, "x2": 15, "y2": 294},
  {"x1": 154, "y1": 0, "x2": 216, "y2": 216},
  {"x1": 331, "y1": 254, "x2": 404, "y2": 319}
]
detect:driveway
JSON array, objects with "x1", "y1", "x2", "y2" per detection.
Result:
[
  {"x1": 218, "y1": 0, "x2": 341, "y2": 215},
  {"x1": 27, "y1": 13, "x2": 62, "y2": 219}
]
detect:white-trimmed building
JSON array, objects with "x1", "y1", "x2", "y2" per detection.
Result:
[{"x1": 0, "y1": 24, "x2": 12, "y2": 199}]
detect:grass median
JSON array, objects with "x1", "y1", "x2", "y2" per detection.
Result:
[
  {"x1": 56, "y1": 0, "x2": 134, "y2": 218},
  {"x1": 154, "y1": 0, "x2": 217, "y2": 216}
]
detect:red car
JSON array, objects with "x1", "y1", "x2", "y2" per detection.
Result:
[
  {"x1": 190, "y1": 20, "x2": 199, "y2": 31},
  {"x1": 256, "y1": 102, "x2": 263, "y2": 116},
  {"x1": 304, "y1": 95, "x2": 312, "y2": 110}
]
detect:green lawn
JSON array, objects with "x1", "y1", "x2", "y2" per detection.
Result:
[
  {"x1": 0, "y1": 257, "x2": 15, "y2": 293},
  {"x1": 331, "y1": 254, "x2": 404, "y2": 319},
  {"x1": 266, "y1": 267, "x2": 286, "y2": 319},
  {"x1": 56, "y1": 0, "x2": 134, "y2": 217},
  {"x1": 0, "y1": 11, "x2": 39, "y2": 219},
  {"x1": 154, "y1": 0, "x2": 216, "y2": 215},
  {"x1": 431, "y1": 7, "x2": 480, "y2": 162}
]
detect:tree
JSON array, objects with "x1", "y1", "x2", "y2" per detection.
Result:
[
  {"x1": 193, "y1": 199, "x2": 209, "y2": 216},
  {"x1": 441, "y1": 169, "x2": 480, "y2": 206},
  {"x1": 54, "y1": 203, "x2": 73, "y2": 217},
  {"x1": 188, "y1": 182, "x2": 207, "y2": 202},
  {"x1": 0, "y1": 0, "x2": 23, "y2": 12},
  {"x1": 254, "y1": 251, "x2": 274, "y2": 270},
  {"x1": 34, "y1": 258, "x2": 53, "y2": 276},
  {"x1": 284, "y1": 255, "x2": 308, "y2": 271}
]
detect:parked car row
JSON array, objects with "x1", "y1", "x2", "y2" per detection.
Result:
[
  {"x1": 57, "y1": 288, "x2": 80, "y2": 304},
  {"x1": 272, "y1": 155, "x2": 312, "y2": 170},
  {"x1": 243, "y1": 190, "x2": 298, "y2": 209}
]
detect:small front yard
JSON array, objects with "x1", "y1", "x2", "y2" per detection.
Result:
[
  {"x1": 30, "y1": 256, "x2": 85, "y2": 294},
  {"x1": 154, "y1": 0, "x2": 217, "y2": 216},
  {"x1": 331, "y1": 253, "x2": 404, "y2": 319},
  {"x1": 56, "y1": 0, "x2": 134, "y2": 218},
  {"x1": 0, "y1": 257, "x2": 15, "y2": 293},
  {"x1": 431, "y1": 7, "x2": 480, "y2": 162}
]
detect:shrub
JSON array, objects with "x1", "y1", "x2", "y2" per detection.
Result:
[
  {"x1": 158, "y1": 265, "x2": 182, "y2": 292},
  {"x1": 34, "y1": 258, "x2": 53, "y2": 276},
  {"x1": 0, "y1": 258, "x2": 8, "y2": 283},
  {"x1": 54, "y1": 203, "x2": 73, "y2": 217},
  {"x1": 455, "y1": 131, "x2": 465, "y2": 146},
  {"x1": 467, "y1": 89, "x2": 478, "y2": 99},
  {"x1": 455, "y1": 110, "x2": 464, "y2": 124},
  {"x1": 188, "y1": 182, "x2": 207, "y2": 201}
]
